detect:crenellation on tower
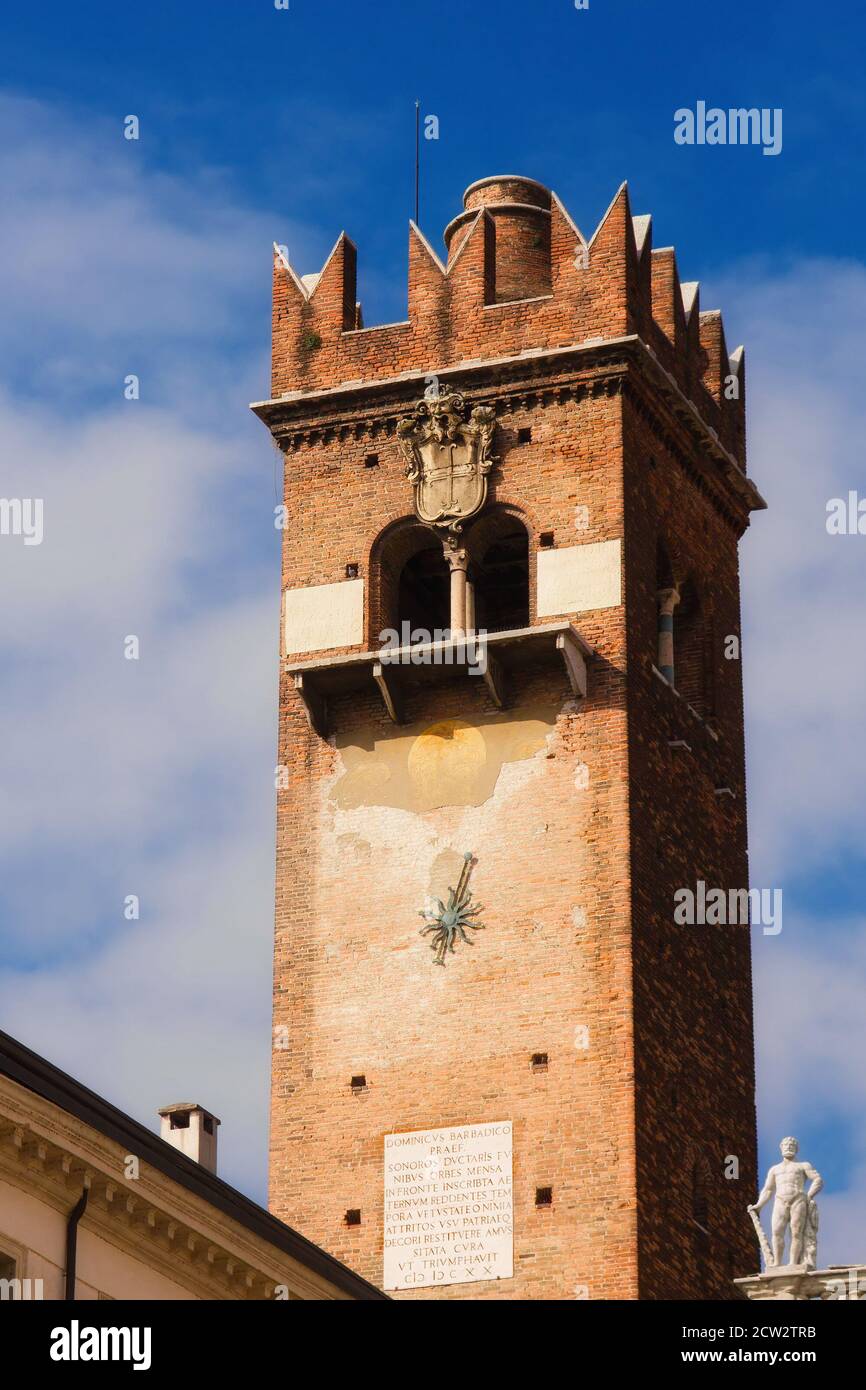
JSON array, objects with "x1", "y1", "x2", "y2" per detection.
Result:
[
  {"x1": 269, "y1": 175, "x2": 746, "y2": 472},
  {"x1": 698, "y1": 309, "x2": 731, "y2": 408},
  {"x1": 648, "y1": 245, "x2": 685, "y2": 357}
]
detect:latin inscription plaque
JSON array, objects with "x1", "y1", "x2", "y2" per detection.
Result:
[{"x1": 383, "y1": 1121, "x2": 513, "y2": 1290}]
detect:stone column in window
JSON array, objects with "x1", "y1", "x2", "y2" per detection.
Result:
[
  {"x1": 445, "y1": 542, "x2": 469, "y2": 638},
  {"x1": 657, "y1": 586, "x2": 680, "y2": 684}
]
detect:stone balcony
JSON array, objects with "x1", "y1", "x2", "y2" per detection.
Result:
[{"x1": 285, "y1": 620, "x2": 592, "y2": 738}]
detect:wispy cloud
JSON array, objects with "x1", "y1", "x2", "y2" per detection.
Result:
[
  {"x1": 715, "y1": 257, "x2": 866, "y2": 879},
  {"x1": 713, "y1": 257, "x2": 866, "y2": 1261},
  {"x1": 0, "y1": 93, "x2": 283, "y2": 1197}
]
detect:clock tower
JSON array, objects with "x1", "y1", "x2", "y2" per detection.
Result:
[{"x1": 253, "y1": 174, "x2": 765, "y2": 1299}]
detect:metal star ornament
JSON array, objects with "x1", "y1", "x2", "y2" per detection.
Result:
[{"x1": 418, "y1": 852, "x2": 485, "y2": 966}]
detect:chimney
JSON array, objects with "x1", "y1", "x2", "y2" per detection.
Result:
[{"x1": 158, "y1": 1102, "x2": 220, "y2": 1174}]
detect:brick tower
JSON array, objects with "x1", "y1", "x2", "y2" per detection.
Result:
[{"x1": 253, "y1": 174, "x2": 766, "y2": 1300}]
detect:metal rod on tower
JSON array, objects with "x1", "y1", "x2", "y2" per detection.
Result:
[{"x1": 414, "y1": 100, "x2": 420, "y2": 226}]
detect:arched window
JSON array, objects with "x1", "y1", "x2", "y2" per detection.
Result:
[
  {"x1": 656, "y1": 538, "x2": 678, "y2": 684},
  {"x1": 372, "y1": 510, "x2": 530, "y2": 646},
  {"x1": 676, "y1": 579, "x2": 713, "y2": 718},
  {"x1": 371, "y1": 520, "x2": 450, "y2": 643},
  {"x1": 464, "y1": 509, "x2": 530, "y2": 633},
  {"x1": 654, "y1": 540, "x2": 713, "y2": 717}
]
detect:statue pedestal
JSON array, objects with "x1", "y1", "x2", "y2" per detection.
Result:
[{"x1": 735, "y1": 1265, "x2": 866, "y2": 1301}]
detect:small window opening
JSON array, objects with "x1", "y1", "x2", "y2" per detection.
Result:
[{"x1": 675, "y1": 579, "x2": 712, "y2": 717}]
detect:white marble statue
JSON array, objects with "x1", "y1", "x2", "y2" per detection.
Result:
[{"x1": 748, "y1": 1137, "x2": 823, "y2": 1268}]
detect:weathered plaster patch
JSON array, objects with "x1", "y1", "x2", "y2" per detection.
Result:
[
  {"x1": 331, "y1": 701, "x2": 560, "y2": 814},
  {"x1": 309, "y1": 697, "x2": 587, "y2": 1067}
]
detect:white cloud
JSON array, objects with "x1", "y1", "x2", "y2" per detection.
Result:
[
  {"x1": 713, "y1": 258, "x2": 866, "y2": 879},
  {"x1": 0, "y1": 93, "x2": 297, "y2": 403},
  {"x1": 0, "y1": 395, "x2": 237, "y2": 641},
  {"x1": 1, "y1": 824, "x2": 275, "y2": 1197},
  {"x1": 0, "y1": 94, "x2": 283, "y2": 1200}
]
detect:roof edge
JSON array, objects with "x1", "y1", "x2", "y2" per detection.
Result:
[{"x1": 0, "y1": 1028, "x2": 388, "y2": 1302}]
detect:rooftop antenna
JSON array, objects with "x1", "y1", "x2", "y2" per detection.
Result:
[{"x1": 414, "y1": 100, "x2": 420, "y2": 226}]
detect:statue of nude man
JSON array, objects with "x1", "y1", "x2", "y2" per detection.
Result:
[{"x1": 748, "y1": 1137, "x2": 823, "y2": 1268}]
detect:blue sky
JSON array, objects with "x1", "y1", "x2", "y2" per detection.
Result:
[{"x1": 1, "y1": 0, "x2": 865, "y2": 1274}]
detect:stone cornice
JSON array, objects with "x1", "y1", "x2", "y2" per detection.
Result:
[
  {"x1": 252, "y1": 337, "x2": 632, "y2": 434},
  {"x1": 250, "y1": 335, "x2": 765, "y2": 527},
  {"x1": 735, "y1": 1264, "x2": 866, "y2": 1301}
]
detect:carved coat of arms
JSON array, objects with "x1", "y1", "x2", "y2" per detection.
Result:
[{"x1": 396, "y1": 391, "x2": 496, "y2": 536}]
